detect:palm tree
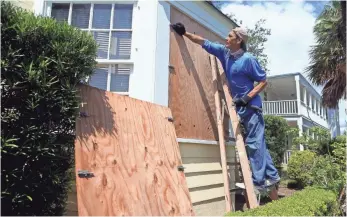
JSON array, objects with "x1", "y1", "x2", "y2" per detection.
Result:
[{"x1": 305, "y1": 1, "x2": 346, "y2": 108}]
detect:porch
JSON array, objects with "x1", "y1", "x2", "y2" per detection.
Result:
[
  {"x1": 263, "y1": 73, "x2": 329, "y2": 129},
  {"x1": 261, "y1": 73, "x2": 331, "y2": 165}
]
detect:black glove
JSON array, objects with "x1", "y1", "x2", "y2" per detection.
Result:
[
  {"x1": 233, "y1": 95, "x2": 251, "y2": 107},
  {"x1": 171, "y1": 22, "x2": 186, "y2": 36}
]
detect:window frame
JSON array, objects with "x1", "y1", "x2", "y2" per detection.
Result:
[{"x1": 44, "y1": 0, "x2": 136, "y2": 95}]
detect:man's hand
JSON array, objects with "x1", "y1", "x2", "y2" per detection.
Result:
[
  {"x1": 233, "y1": 95, "x2": 251, "y2": 107},
  {"x1": 171, "y1": 22, "x2": 186, "y2": 36},
  {"x1": 171, "y1": 22, "x2": 205, "y2": 45}
]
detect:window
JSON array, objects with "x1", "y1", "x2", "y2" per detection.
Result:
[{"x1": 49, "y1": 2, "x2": 133, "y2": 94}]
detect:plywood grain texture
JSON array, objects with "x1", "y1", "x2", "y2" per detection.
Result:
[
  {"x1": 74, "y1": 85, "x2": 194, "y2": 216},
  {"x1": 169, "y1": 7, "x2": 229, "y2": 141}
]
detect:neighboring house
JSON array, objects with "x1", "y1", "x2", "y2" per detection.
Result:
[
  {"x1": 262, "y1": 72, "x2": 340, "y2": 164},
  {"x1": 23, "y1": 0, "x2": 244, "y2": 215}
]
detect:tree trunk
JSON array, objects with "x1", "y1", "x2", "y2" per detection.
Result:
[{"x1": 341, "y1": 1, "x2": 346, "y2": 55}]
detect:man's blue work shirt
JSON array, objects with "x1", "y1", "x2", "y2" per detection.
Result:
[{"x1": 202, "y1": 39, "x2": 266, "y2": 115}]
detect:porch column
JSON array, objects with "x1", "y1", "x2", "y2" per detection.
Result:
[
  {"x1": 303, "y1": 87, "x2": 307, "y2": 105},
  {"x1": 298, "y1": 117, "x2": 304, "y2": 151},
  {"x1": 309, "y1": 94, "x2": 312, "y2": 110},
  {"x1": 295, "y1": 75, "x2": 301, "y2": 115}
]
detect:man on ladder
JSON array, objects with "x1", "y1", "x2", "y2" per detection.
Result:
[{"x1": 171, "y1": 22, "x2": 280, "y2": 200}]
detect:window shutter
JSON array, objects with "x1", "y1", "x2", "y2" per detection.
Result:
[
  {"x1": 71, "y1": 4, "x2": 90, "y2": 28},
  {"x1": 51, "y1": 3, "x2": 69, "y2": 23},
  {"x1": 92, "y1": 4, "x2": 111, "y2": 29},
  {"x1": 110, "y1": 65, "x2": 130, "y2": 92},
  {"x1": 89, "y1": 67, "x2": 108, "y2": 90},
  {"x1": 93, "y1": 32, "x2": 109, "y2": 59},
  {"x1": 110, "y1": 32, "x2": 131, "y2": 59},
  {"x1": 113, "y1": 4, "x2": 133, "y2": 29}
]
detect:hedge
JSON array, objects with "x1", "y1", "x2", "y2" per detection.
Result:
[
  {"x1": 1, "y1": 2, "x2": 97, "y2": 215},
  {"x1": 264, "y1": 115, "x2": 289, "y2": 167},
  {"x1": 226, "y1": 187, "x2": 340, "y2": 216}
]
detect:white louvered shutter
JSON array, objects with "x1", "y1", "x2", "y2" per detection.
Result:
[
  {"x1": 110, "y1": 65, "x2": 130, "y2": 92},
  {"x1": 93, "y1": 32, "x2": 109, "y2": 59},
  {"x1": 89, "y1": 67, "x2": 108, "y2": 90},
  {"x1": 110, "y1": 32, "x2": 131, "y2": 59},
  {"x1": 71, "y1": 4, "x2": 90, "y2": 28},
  {"x1": 51, "y1": 3, "x2": 69, "y2": 23}
]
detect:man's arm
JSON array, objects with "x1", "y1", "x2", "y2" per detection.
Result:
[
  {"x1": 184, "y1": 32, "x2": 205, "y2": 45},
  {"x1": 171, "y1": 22, "x2": 226, "y2": 59},
  {"x1": 247, "y1": 80, "x2": 267, "y2": 98}
]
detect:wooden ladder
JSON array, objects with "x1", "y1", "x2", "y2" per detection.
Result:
[{"x1": 209, "y1": 55, "x2": 259, "y2": 211}]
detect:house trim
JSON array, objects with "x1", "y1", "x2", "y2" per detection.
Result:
[
  {"x1": 177, "y1": 138, "x2": 235, "y2": 146},
  {"x1": 167, "y1": 1, "x2": 236, "y2": 40},
  {"x1": 153, "y1": 1, "x2": 170, "y2": 106}
]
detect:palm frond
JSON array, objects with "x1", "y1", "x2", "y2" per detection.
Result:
[{"x1": 305, "y1": 1, "x2": 346, "y2": 108}]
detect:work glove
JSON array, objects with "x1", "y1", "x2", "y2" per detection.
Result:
[
  {"x1": 233, "y1": 95, "x2": 251, "y2": 107},
  {"x1": 171, "y1": 22, "x2": 186, "y2": 36}
]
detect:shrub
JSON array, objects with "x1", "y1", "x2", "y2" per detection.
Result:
[
  {"x1": 310, "y1": 155, "x2": 346, "y2": 193},
  {"x1": 264, "y1": 115, "x2": 289, "y2": 167},
  {"x1": 1, "y1": 2, "x2": 97, "y2": 215},
  {"x1": 226, "y1": 187, "x2": 340, "y2": 216},
  {"x1": 330, "y1": 135, "x2": 346, "y2": 168},
  {"x1": 287, "y1": 150, "x2": 316, "y2": 188}
]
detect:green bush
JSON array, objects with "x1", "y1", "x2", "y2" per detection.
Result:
[
  {"x1": 287, "y1": 150, "x2": 316, "y2": 188},
  {"x1": 330, "y1": 135, "x2": 346, "y2": 168},
  {"x1": 310, "y1": 155, "x2": 346, "y2": 193},
  {"x1": 264, "y1": 115, "x2": 289, "y2": 167},
  {"x1": 1, "y1": 2, "x2": 97, "y2": 215},
  {"x1": 226, "y1": 187, "x2": 340, "y2": 216}
]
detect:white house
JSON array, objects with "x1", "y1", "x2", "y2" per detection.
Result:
[
  {"x1": 263, "y1": 72, "x2": 340, "y2": 163},
  {"x1": 24, "y1": 0, "x2": 246, "y2": 215}
]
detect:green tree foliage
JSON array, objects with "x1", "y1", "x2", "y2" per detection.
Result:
[
  {"x1": 287, "y1": 150, "x2": 316, "y2": 188},
  {"x1": 288, "y1": 129, "x2": 346, "y2": 199},
  {"x1": 212, "y1": 2, "x2": 271, "y2": 72},
  {"x1": 306, "y1": 1, "x2": 346, "y2": 108},
  {"x1": 330, "y1": 135, "x2": 346, "y2": 169},
  {"x1": 288, "y1": 126, "x2": 331, "y2": 155},
  {"x1": 264, "y1": 115, "x2": 289, "y2": 167},
  {"x1": 1, "y1": 2, "x2": 97, "y2": 215},
  {"x1": 310, "y1": 155, "x2": 345, "y2": 193}
]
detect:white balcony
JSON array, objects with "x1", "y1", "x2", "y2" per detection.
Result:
[
  {"x1": 263, "y1": 100, "x2": 298, "y2": 115},
  {"x1": 263, "y1": 73, "x2": 329, "y2": 130}
]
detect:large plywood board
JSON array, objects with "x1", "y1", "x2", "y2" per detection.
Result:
[
  {"x1": 74, "y1": 85, "x2": 194, "y2": 216},
  {"x1": 169, "y1": 7, "x2": 229, "y2": 141}
]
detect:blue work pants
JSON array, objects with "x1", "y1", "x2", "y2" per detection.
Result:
[{"x1": 238, "y1": 108, "x2": 280, "y2": 187}]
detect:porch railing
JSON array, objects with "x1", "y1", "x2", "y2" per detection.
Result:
[
  {"x1": 282, "y1": 150, "x2": 292, "y2": 165},
  {"x1": 262, "y1": 100, "x2": 298, "y2": 115}
]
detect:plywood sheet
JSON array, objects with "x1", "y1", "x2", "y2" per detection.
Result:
[
  {"x1": 169, "y1": 7, "x2": 228, "y2": 141},
  {"x1": 74, "y1": 85, "x2": 194, "y2": 216}
]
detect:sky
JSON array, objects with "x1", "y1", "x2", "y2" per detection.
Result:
[{"x1": 215, "y1": 0, "x2": 346, "y2": 134}]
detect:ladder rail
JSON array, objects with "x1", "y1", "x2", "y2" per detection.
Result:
[
  {"x1": 210, "y1": 55, "x2": 259, "y2": 209},
  {"x1": 210, "y1": 55, "x2": 232, "y2": 212}
]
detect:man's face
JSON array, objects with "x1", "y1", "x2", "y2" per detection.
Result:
[{"x1": 225, "y1": 30, "x2": 242, "y2": 49}]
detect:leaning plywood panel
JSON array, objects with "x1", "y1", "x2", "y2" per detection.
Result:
[
  {"x1": 74, "y1": 85, "x2": 194, "y2": 216},
  {"x1": 169, "y1": 7, "x2": 229, "y2": 141}
]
